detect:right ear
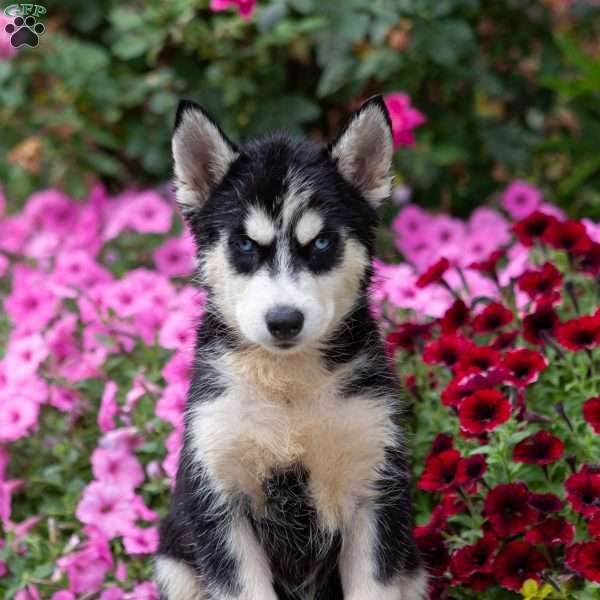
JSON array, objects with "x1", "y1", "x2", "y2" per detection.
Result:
[{"x1": 172, "y1": 100, "x2": 238, "y2": 215}]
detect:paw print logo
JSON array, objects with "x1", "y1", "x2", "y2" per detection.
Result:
[{"x1": 5, "y1": 15, "x2": 45, "y2": 48}]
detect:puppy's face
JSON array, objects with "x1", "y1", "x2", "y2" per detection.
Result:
[{"x1": 172, "y1": 98, "x2": 393, "y2": 354}]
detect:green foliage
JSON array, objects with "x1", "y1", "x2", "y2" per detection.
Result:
[{"x1": 1, "y1": 0, "x2": 600, "y2": 216}]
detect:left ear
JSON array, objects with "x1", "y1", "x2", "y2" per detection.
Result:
[{"x1": 329, "y1": 96, "x2": 394, "y2": 207}]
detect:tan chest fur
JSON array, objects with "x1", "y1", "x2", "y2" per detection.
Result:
[{"x1": 189, "y1": 348, "x2": 396, "y2": 532}]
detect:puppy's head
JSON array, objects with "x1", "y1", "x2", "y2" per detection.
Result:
[{"x1": 172, "y1": 97, "x2": 393, "y2": 354}]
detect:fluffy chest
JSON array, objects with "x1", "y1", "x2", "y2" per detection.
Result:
[{"x1": 188, "y1": 351, "x2": 396, "y2": 531}]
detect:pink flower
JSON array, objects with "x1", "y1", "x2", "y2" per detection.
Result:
[
  {"x1": 162, "y1": 351, "x2": 193, "y2": 387},
  {"x1": 122, "y1": 526, "x2": 159, "y2": 554},
  {"x1": 49, "y1": 386, "x2": 81, "y2": 413},
  {"x1": 52, "y1": 250, "x2": 112, "y2": 290},
  {"x1": 25, "y1": 189, "x2": 78, "y2": 234},
  {"x1": 130, "y1": 582, "x2": 159, "y2": 599},
  {"x1": 154, "y1": 235, "x2": 196, "y2": 277},
  {"x1": 163, "y1": 429, "x2": 183, "y2": 480},
  {"x1": 0, "y1": 393, "x2": 39, "y2": 442},
  {"x1": 384, "y1": 93, "x2": 426, "y2": 148},
  {"x1": 0, "y1": 15, "x2": 18, "y2": 60},
  {"x1": 50, "y1": 592, "x2": 76, "y2": 600},
  {"x1": 126, "y1": 191, "x2": 173, "y2": 234},
  {"x1": 0, "y1": 478, "x2": 23, "y2": 522},
  {"x1": 210, "y1": 0, "x2": 257, "y2": 19},
  {"x1": 75, "y1": 482, "x2": 135, "y2": 538},
  {"x1": 501, "y1": 180, "x2": 542, "y2": 219},
  {"x1": 5, "y1": 333, "x2": 48, "y2": 380},
  {"x1": 100, "y1": 588, "x2": 125, "y2": 600},
  {"x1": 15, "y1": 586, "x2": 41, "y2": 600},
  {"x1": 98, "y1": 381, "x2": 119, "y2": 433},
  {"x1": 91, "y1": 447, "x2": 144, "y2": 490},
  {"x1": 156, "y1": 384, "x2": 187, "y2": 428},
  {"x1": 159, "y1": 312, "x2": 195, "y2": 350}
]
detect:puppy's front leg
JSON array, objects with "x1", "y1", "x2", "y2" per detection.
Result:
[{"x1": 339, "y1": 504, "x2": 426, "y2": 600}]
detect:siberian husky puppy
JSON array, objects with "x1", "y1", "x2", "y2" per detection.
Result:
[{"x1": 155, "y1": 96, "x2": 425, "y2": 600}]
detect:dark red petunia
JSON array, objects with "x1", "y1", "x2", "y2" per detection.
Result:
[
  {"x1": 518, "y1": 263, "x2": 563, "y2": 300},
  {"x1": 458, "y1": 389, "x2": 511, "y2": 435},
  {"x1": 441, "y1": 379, "x2": 473, "y2": 408},
  {"x1": 513, "y1": 430, "x2": 564, "y2": 465},
  {"x1": 386, "y1": 322, "x2": 432, "y2": 354},
  {"x1": 419, "y1": 449, "x2": 463, "y2": 492},
  {"x1": 468, "y1": 249, "x2": 505, "y2": 274},
  {"x1": 525, "y1": 517, "x2": 574, "y2": 546},
  {"x1": 513, "y1": 211, "x2": 558, "y2": 247},
  {"x1": 423, "y1": 334, "x2": 473, "y2": 368},
  {"x1": 416, "y1": 257, "x2": 450, "y2": 288},
  {"x1": 414, "y1": 528, "x2": 450, "y2": 577},
  {"x1": 542, "y1": 219, "x2": 593, "y2": 253},
  {"x1": 522, "y1": 306, "x2": 560, "y2": 345},
  {"x1": 429, "y1": 433, "x2": 455, "y2": 456},
  {"x1": 583, "y1": 397, "x2": 600, "y2": 434},
  {"x1": 440, "y1": 300, "x2": 470, "y2": 333},
  {"x1": 490, "y1": 330, "x2": 519, "y2": 350},
  {"x1": 502, "y1": 348, "x2": 547, "y2": 388},
  {"x1": 528, "y1": 492, "x2": 564, "y2": 514},
  {"x1": 472, "y1": 302, "x2": 514, "y2": 333},
  {"x1": 589, "y1": 513, "x2": 600, "y2": 538},
  {"x1": 484, "y1": 482, "x2": 538, "y2": 537},
  {"x1": 456, "y1": 454, "x2": 487, "y2": 488},
  {"x1": 573, "y1": 242, "x2": 600, "y2": 277},
  {"x1": 557, "y1": 315, "x2": 600, "y2": 351},
  {"x1": 493, "y1": 540, "x2": 549, "y2": 591},
  {"x1": 450, "y1": 533, "x2": 498, "y2": 585},
  {"x1": 566, "y1": 541, "x2": 600, "y2": 583},
  {"x1": 455, "y1": 346, "x2": 501, "y2": 379},
  {"x1": 565, "y1": 465, "x2": 600, "y2": 516}
]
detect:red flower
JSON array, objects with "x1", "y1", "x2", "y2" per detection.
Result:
[
  {"x1": 583, "y1": 397, "x2": 600, "y2": 434},
  {"x1": 484, "y1": 482, "x2": 538, "y2": 537},
  {"x1": 441, "y1": 379, "x2": 473, "y2": 408},
  {"x1": 525, "y1": 517, "x2": 574, "y2": 546},
  {"x1": 472, "y1": 302, "x2": 513, "y2": 333},
  {"x1": 566, "y1": 541, "x2": 600, "y2": 583},
  {"x1": 522, "y1": 306, "x2": 560, "y2": 345},
  {"x1": 456, "y1": 454, "x2": 487, "y2": 488},
  {"x1": 386, "y1": 322, "x2": 432, "y2": 354},
  {"x1": 573, "y1": 242, "x2": 600, "y2": 276},
  {"x1": 542, "y1": 219, "x2": 592, "y2": 253},
  {"x1": 468, "y1": 249, "x2": 505, "y2": 274},
  {"x1": 450, "y1": 534, "x2": 497, "y2": 583},
  {"x1": 565, "y1": 466, "x2": 600, "y2": 516},
  {"x1": 589, "y1": 513, "x2": 600, "y2": 538},
  {"x1": 513, "y1": 430, "x2": 564, "y2": 465},
  {"x1": 513, "y1": 211, "x2": 558, "y2": 247},
  {"x1": 493, "y1": 540, "x2": 549, "y2": 591},
  {"x1": 502, "y1": 348, "x2": 547, "y2": 387},
  {"x1": 528, "y1": 492, "x2": 564, "y2": 514},
  {"x1": 423, "y1": 334, "x2": 472, "y2": 368},
  {"x1": 419, "y1": 449, "x2": 463, "y2": 492},
  {"x1": 417, "y1": 257, "x2": 450, "y2": 288},
  {"x1": 414, "y1": 528, "x2": 450, "y2": 577},
  {"x1": 429, "y1": 433, "x2": 454, "y2": 456},
  {"x1": 517, "y1": 263, "x2": 562, "y2": 300},
  {"x1": 458, "y1": 389, "x2": 511, "y2": 434},
  {"x1": 490, "y1": 330, "x2": 519, "y2": 350},
  {"x1": 455, "y1": 346, "x2": 501, "y2": 379},
  {"x1": 440, "y1": 300, "x2": 470, "y2": 333},
  {"x1": 557, "y1": 315, "x2": 600, "y2": 351}
]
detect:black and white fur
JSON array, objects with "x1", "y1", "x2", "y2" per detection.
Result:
[{"x1": 156, "y1": 96, "x2": 426, "y2": 600}]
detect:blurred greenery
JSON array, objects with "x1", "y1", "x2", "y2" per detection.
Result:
[{"x1": 1, "y1": 0, "x2": 600, "y2": 217}]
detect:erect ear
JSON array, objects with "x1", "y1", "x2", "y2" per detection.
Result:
[
  {"x1": 172, "y1": 99, "x2": 238, "y2": 215},
  {"x1": 329, "y1": 96, "x2": 394, "y2": 207}
]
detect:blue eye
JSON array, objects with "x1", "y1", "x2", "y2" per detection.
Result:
[
  {"x1": 236, "y1": 238, "x2": 255, "y2": 253},
  {"x1": 313, "y1": 236, "x2": 331, "y2": 252}
]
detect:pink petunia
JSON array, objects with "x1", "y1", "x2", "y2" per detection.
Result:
[
  {"x1": 91, "y1": 447, "x2": 145, "y2": 490},
  {"x1": 122, "y1": 526, "x2": 159, "y2": 555},
  {"x1": 4, "y1": 334, "x2": 48, "y2": 380},
  {"x1": 98, "y1": 381, "x2": 119, "y2": 433},
  {"x1": 75, "y1": 482, "x2": 135, "y2": 539},
  {"x1": 384, "y1": 93, "x2": 426, "y2": 148},
  {"x1": 159, "y1": 312, "x2": 195, "y2": 350},
  {"x1": 210, "y1": 0, "x2": 257, "y2": 19},
  {"x1": 500, "y1": 180, "x2": 542, "y2": 220},
  {"x1": 0, "y1": 393, "x2": 39, "y2": 442},
  {"x1": 156, "y1": 384, "x2": 187, "y2": 428},
  {"x1": 154, "y1": 235, "x2": 196, "y2": 277},
  {"x1": 126, "y1": 191, "x2": 173, "y2": 234}
]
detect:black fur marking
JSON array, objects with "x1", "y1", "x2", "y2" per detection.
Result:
[{"x1": 250, "y1": 465, "x2": 342, "y2": 599}]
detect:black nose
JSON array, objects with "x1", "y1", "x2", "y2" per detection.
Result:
[{"x1": 266, "y1": 306, "x2": 304, "y2": 341}]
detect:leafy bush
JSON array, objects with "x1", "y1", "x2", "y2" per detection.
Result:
[{"x1": 2, "y1": 0, "x2": 600, "y2": 216}]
